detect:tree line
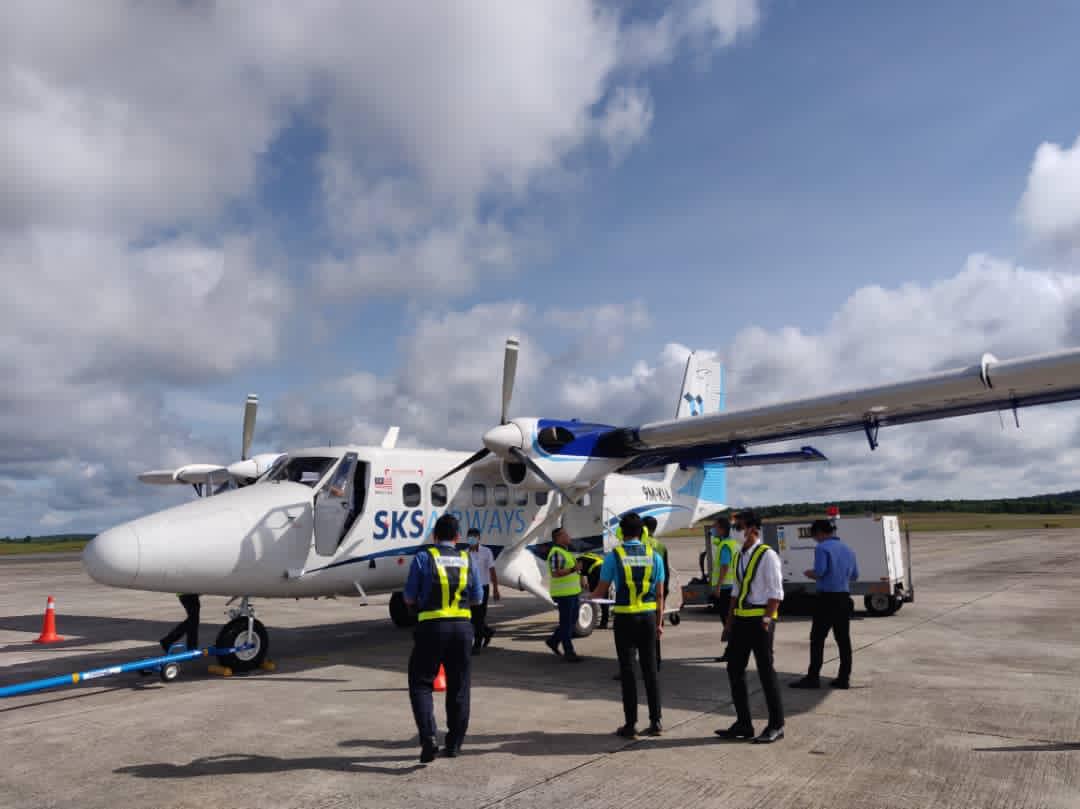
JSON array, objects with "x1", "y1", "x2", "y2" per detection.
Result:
[{"x1": 750, "y1": 490, "x2": 1080, "y2": 518}]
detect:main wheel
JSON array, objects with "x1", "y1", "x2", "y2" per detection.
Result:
[
  {"x1": 573, "y1": 600, "x2": 599, "y2": 638},
  {"x1": 389, "y1": 591, "x2": 417, "y2": 628},
  {"x1": 215, "y1": 617, "x2": 269, "y2": 672},
  {"x1": 864, "y1": 593, "x2": 898, "y2": 616},
  {"x1": 668, "y1": 611, "x2": 682, "y2": 626}
]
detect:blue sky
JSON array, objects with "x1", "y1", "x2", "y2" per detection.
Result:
[{"x1": 4, "y1": 1, "x2": 1080, "y2": 535}]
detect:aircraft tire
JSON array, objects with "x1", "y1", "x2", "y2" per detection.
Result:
[
  {"x1": 573, "y1": 600, "x2": 599, "y2": 638},
  {"x1": 389, "y1": 592, "x2": 417, "y2": 628},
  {"x1": 215, "y1": 618, "x2": 269, "y2": 672}
]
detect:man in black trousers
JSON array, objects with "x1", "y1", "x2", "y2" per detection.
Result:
[
  {"x1": 790, "y1": 519, "x2": 859, "y2": 690},
  {"x1": 715, "y1": 510, "x2": 786, "y2": 744},
  {"x1": 588, "y1": 512, "x2": 666, "y2": 738},
  {"x1": 160, "y1": 593, "x2": 201, "y2": 651},
  {"x1": 404, "y1": 514, "x2": 483, "y2": 762}
]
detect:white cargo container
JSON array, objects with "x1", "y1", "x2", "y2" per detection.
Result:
[{"x1": 763, "y1": 516, "x2": 913, "y2": 616}]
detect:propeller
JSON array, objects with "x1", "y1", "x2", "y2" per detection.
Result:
[
  {"x1": 434, "y1": 337, "x2": 518, "y2": 483},
  {"x1": 241, "y1": 393, "x2": 258, "y2": 460},
  {"x1": 507, "y1": 447, "x2": 580, "y2": 506},
  {"x1": 500, "y1": 337, "x2": 519, "y2": 425}
]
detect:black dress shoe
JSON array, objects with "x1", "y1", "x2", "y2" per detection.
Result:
[
  {"x1": 714, "y1": 723, "x2": 755, "y2": 740},
  {"x1": 443, "y1": 746, "x2": 460, "y2": 758},
  {"x1": 419, "y1": 742, "x2": 439, "y2": 763},
  {"x1": 643, "y1": 722, "x2": 662, "y2": 737},
  {"x1": 483, "y1": 629, "x2": 494, "y2": 648},
  {"x1": 545, "y1": 638, "x2": 562, "y2": 657},
  {"x1": 829, "y1": 678, "x2": 850, "y2": 689},
  {"x1": 564, "y1": 653, "x2": 584, "y2": 663},
  {"x1": 714, "y1": 653, "x2": 729, "y2": 663},
  {"x1": 789, "y1": 676, "x2": 821, "y2": 689},
  {"x1": 753, "y1": 726, "x2": 785, "y2": 744},
  {"x1": 614, "y1": 724, "x2": 637, "y2": 738}
]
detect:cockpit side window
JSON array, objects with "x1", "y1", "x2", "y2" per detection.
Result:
[
  {"x1": 537, "y1": 425, "x2": 575, "y2": 454},
  {"x1": 267, "y1": 456, "x2": 337, "y2": 487}
]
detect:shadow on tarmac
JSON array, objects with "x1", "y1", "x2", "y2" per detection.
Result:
[{"x1": 114, "y1": 752, "x2": 425, "y2": 778}]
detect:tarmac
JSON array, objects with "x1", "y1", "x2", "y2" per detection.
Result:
[{"x1": 2, "y1": 530, "x2": 1080, "y2": 809}]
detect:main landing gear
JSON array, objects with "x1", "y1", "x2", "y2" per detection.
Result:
[{"x1": 215, "y1": 596, "x2": 269, "y2": 672}]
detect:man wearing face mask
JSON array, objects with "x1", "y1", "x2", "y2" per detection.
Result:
[{"x1": 466, "y1": 528, "x2": 499, "y2": 653}]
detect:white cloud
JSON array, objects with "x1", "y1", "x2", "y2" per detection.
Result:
[{"x1": 1018, "y1": 134, "x2": 1080, "y2": 257}]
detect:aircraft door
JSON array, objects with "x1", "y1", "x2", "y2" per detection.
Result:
[
  {"x1": 314, "y1": 452, "x2": 358, "y2": 556},
  {"x1": 561, "y1": 481, "x2": 605, "y2": 546}
]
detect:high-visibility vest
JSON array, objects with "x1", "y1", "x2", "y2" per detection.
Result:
[
  {"x1": 612, "y1": 543, "x2": 657, "y2": 614},
  {"x1": 710, "y1": 538, "x2": 739, "y2": 588},
  {"x1": 547, "y1": 546, "x2": 582, "y2": 597},
  {"x1": 418, "y1": 547, "x2": 473, "y2": 621},
  {"x1": 733, "y1": 544, "x2": 776, "y2": 618}
]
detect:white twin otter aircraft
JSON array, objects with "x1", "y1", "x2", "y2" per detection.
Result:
[{"x1": 83, "y1": 338, "x2": 1080, "y2": 671}]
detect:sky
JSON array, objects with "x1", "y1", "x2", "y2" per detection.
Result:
[{"x1": 4, "y1": 0, "x2": 1080, "y2": 536}]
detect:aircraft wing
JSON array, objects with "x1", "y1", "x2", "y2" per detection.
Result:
[{"x1": 622, "y1": 348, "x2": 1080, "y2": 455}]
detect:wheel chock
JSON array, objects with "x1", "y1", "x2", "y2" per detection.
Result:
[
  {"x1": 207, "y1": 664, "x2": 233, "y2": 677},
  {"x1": 259, "y1": 660, "x2": 277, "y2": 672}
]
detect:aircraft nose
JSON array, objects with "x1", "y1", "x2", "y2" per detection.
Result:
[{"x1": 82, "y1": 523, "x2": 140, "y2": 587}]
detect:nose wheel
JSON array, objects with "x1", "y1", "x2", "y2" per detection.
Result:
[{"x1": 215, "y1": 596, "x2": 269, "y2": 672}]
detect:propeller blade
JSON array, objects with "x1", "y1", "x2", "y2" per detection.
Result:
[
  {"x1": 500, "y1": 337, "x2": 519, "y2": 425},
  {"x1": 434, "y1": 447, "x2": 491, "y2": 483},
  {"x1": 508, "y1": 447, "x2": 580, "y2": 506},
  {"x1": 241, "y1": 394, "x2": 258, "y2": 460}
]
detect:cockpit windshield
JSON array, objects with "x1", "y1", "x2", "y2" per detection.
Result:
[{"x1": 263, "y1": 455, "x2": 339, "y2": 487}]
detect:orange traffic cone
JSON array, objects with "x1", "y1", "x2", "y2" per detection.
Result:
[
  {"x1": 433, "y1": 664, "x2": 447, "y2": 692},
  {"x1": 34, "y1": 596, "x2": 64, "y2": 644}
]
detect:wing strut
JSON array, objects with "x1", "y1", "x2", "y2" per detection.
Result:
[{"x1": 863, "y1": 417, "x2": 880, "y2": 451}]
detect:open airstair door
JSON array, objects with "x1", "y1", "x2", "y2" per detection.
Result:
[
  {"x1": 560, "y1": 480, "x2": 606, "y2": 548},
  {"x1": 314, "y1": 452, "x2": 358, "y2": 556}
]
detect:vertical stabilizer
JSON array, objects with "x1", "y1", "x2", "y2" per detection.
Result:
[{"x1": 676, "y1": 352, "x2": 724, "y2": 418}]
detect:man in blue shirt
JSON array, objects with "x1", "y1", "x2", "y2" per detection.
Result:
[
  {"x1": 404, "y1": 514, "x2": 484, "y2": 762},
  {"x1": 587, "y1": 512, "x2": 666, "y2": 738},
  {"x1": 791, "y1": 519, "x2": 859, "y2": 690}
]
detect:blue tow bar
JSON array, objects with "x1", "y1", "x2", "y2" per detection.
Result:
[{"x1": 0, "y1": 644, "x2": 255, "y2": 699}]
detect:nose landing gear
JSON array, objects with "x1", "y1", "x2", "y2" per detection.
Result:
[{"x1": 215, "y1": 596, "x2": 269, "y2": 672}]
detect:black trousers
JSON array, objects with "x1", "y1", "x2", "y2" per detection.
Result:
[
  {"x1": 471, "y1": 585, "x2": 492, "y2": 647},
  {"x1": 614, "y1": 612, "x2": 661, "y2": 726},
  {"x1": 809, "y1": 592, "x2": 852, "y2": 681},
  {"x1": 716, "y1": 587, "x2": 732, "y2": 653},
  {"x1": 161, "y1": 594, "x2": 200, "y2": 650},
  {"x1": 727, "y1": 616, "x2": 784, "y2": 730},
  {"x1": 408, "y1": 619, "x2": 473, "y2": 747}
]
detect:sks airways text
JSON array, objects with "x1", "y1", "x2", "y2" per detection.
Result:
[{"x1": 81, "y1": 338, "x2": 1080, "y2": 672}]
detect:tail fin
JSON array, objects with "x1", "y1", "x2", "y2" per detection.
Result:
[
  {"x1": 676, "y1": 352, "x2": 724, "y2": 418},
  {"x1": 675, "y1": 351, "x2": 727, "y2": 521}
]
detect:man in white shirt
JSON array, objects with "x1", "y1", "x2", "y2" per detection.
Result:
[
  {"x1": 714, "y1": 510, "x2": 785, "y2": 744},
  {"x1": 466, "y1": 528, "x2": 500, "y2": 653}
]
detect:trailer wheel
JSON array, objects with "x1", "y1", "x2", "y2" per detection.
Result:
[
  {"x1": 389, "y1": 592, "x2": 417, "y2": 628},
  {"x1": 573, "y1": 600, "x2": 599, "y2": 638},
  {"x1": 668, "y1": 612, "x2": 681, "y2": 626},
  {"x1": 864, "y1": 593, "x2": 898, "y2": 616},
  {"x1": 159, "y1": 662, "x2": 180, "y2": 683},
  {"x1": 889, "y1": 595, "x2": 903, "y2": 614},
  {"x1": 215, "y1": 618, "x2": 269, "y2": 672}
]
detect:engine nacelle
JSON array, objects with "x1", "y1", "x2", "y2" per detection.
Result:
[{"x1": 500, "y1": 455, "x2": 621, "y2": 490}]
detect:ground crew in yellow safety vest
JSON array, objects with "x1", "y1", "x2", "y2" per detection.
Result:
[
  {"x1": 545, "y1": 527, "x2": 584, "y2": 662},
  {"x1": 404, "y1": 514, "x2": 484, "y2": 762},
  {"x1": 588, "y1": 512, "x2": 665, "y2": 738},
  {"x1": 710, "y1": 516, "x2": 739, "y2": 662},
  {"x1": 715, "y1": 510, "x2": 785, "y2": 744}
]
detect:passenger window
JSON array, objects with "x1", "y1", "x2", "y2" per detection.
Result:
[
  {"x1": 514, "y1": 489, "x2": 529, "y2": 506},
  {"x1": 494, "y1": 484, "x2": 509, "y2": 507},
  {"x1": 535, "y1": 491, "x2": 548, "y2": 506},
  {"x1": 403, "y1": 483, "x2": 421, "y2": 508},
  {"x1": 472, "y1": 484, "x2": 487, "y2": 507},
  {"x1": 431, "y1": 483, "x2": 447, "y2": 507}
]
